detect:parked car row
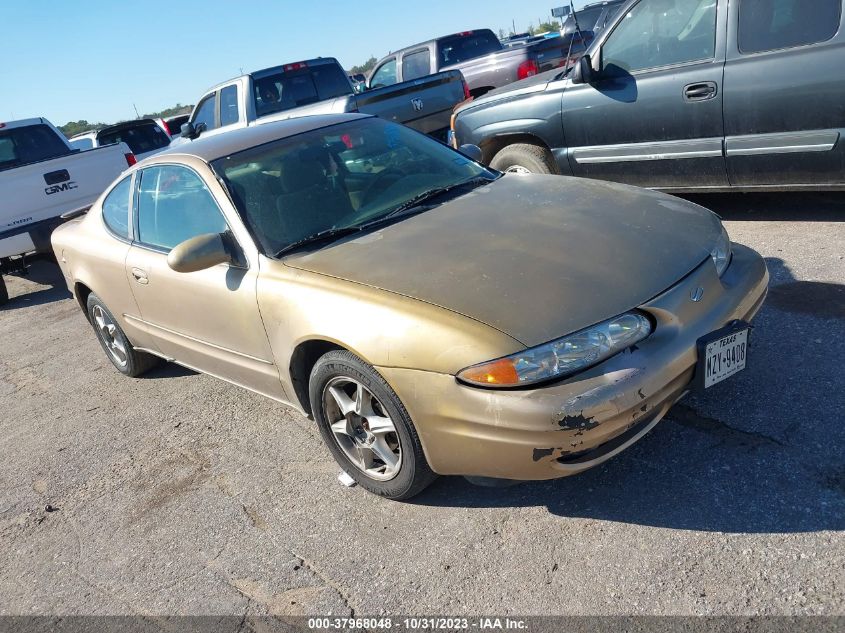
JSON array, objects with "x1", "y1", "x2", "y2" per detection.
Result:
[{"x1": 366, "y1": 27, "x2": 591, "y2": 98}]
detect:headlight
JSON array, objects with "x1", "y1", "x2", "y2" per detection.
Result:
[
  {"x1": 711, "y1": 224, "x2": 732, "y2": 277},
  {"x1": 457, "y1": 312, "x2": 652, "y2": 388}
]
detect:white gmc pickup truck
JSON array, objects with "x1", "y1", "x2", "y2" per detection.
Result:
[{"x1": 0, "y1": 118, "x2": 135, "y2": 305}]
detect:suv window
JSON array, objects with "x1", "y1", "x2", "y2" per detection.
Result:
[
  {"x1": 601, "y1": 0, "x2": 718, "y2": 74},
  {"x1": 0, "y1": 124, "x2": 71, "y2": 171},
  {"x1": 220, "y1": 85, "x2": 239, "y2": 126},
  {"x1": 739, "y1": 0, "x2": 842, "y2": 54},
  {"x1": 370, "y1": 58, "x2": 397, "y2": 87},
  {"x1": 98, "y1": 122, "x2": 170, "y2": 156},
  {"x1": 102, "y1": 176, "x2": 132, "y2": 239},
  {"x1": 193, "y1": 93, "x2": 217, "y2": 131},
  {"x1": 402, "y1": 49, "x2": 431, "y2": 81},
  {"x1": 136, "y1": 165, "x2": 228, "y2": 251}
]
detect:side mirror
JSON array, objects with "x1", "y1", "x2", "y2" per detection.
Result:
[
  {"x1": 458, "y1": 144, "x2": 483, "y2": 163},
  {"x1": 180, "y1": 121, "x2": 206, "y2": 140},
  {"x1": 572, "y1": 54, "x2": 594, "y2": 85},
  {"x1": 167, "y1": 232, "x2": 233, "y2": 273}
]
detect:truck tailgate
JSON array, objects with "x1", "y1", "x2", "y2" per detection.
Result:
[
  {"x1": 0, "y1": 143, "x2": 130, "y2": 254},
  {"x1": 354, "y1": 70, "x2": 465, "y2": 139}
]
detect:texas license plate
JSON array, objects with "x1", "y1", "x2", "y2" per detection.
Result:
[{"x1": 697, "y1": 323, "x2": 750, "y2": 389}]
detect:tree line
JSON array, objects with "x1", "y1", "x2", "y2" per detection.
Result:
[{"x1": 58, "y1": 103, "x2": 194, "y2": 138}]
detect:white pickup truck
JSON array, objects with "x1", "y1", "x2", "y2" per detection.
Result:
[{"x1": 0, "y1": 118, "x2": 135, "y2": 305}]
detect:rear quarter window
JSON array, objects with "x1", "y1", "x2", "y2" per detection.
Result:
[
  {"x1": 739, "y1": 0, "x2": 842, "y2": 54},
  {"x1": 101, "y1": 175, "x2": 132, "y2": 239}
]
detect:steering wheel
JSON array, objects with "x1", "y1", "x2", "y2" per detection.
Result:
[{"x1": 360, "y1": 168, "x2": 407, "y2": 206}]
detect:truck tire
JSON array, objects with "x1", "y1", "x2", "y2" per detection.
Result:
[
  {"x1": 490, "y1": 143, "x2": 557, "y2": 175},
  {"x1": 0, "y1": 274, "x2": 7, "y2": 306}
]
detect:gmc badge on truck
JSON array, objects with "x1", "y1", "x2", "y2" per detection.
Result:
[
  {"x1": 45, "y1": 182, "x2": 78, "y2": 195},
  {"x1": 411, "y1": 98, "x2": 424, "y2": 112}
]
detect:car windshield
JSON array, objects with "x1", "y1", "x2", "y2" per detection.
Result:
[{"x1": 211, "y1": 117, "x2": 493, "y2": 257}]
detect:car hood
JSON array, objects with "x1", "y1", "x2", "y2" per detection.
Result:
[{"x1": 284, "y1": 175, "x2": 721, "y2": 347}]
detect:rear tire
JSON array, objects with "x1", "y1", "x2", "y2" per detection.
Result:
[
  {"x1": 490, "y1": 143, "x2": 557, "y2": 175},
  {"x1": 0, "y1": 274, "x2": 8, "y2": 306},
  {"x1": 309, "y1": 350, "x2": 437, "y2": 500},
  {"x1": 86, "y1": 293, "x2": 160, "y2": 377}
]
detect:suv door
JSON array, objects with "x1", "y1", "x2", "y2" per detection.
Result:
[
  {"x1": 563, "y1": 0, "x2": 729, "y2": 189},
  {"x1": 123, "y1": 162, "x2": 284, "y2": 400},
  {"x1": 723, "y1": 0, "x2": 845, "y2": 187}
]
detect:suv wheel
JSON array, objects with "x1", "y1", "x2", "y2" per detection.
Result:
[{"x1": 490, "y1": 143, "x2": 557, "y2": 175}]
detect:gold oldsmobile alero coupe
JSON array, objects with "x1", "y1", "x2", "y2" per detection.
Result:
[{"x1": 52, "y1": 113, "x2": 768, "y2": 500}]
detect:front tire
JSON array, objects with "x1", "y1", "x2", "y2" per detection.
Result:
[
  {"x1": 490, "y1": 143, "x2": 557, "y2": 175},
  {"x1": 0, "y1": 274, "x2": 8, "y2": 306},
  {"x1": 86, "y1": 293, "x2": 160, "y2": 377},
  {"x1": 309, "y1": 350, "x2": 436, "y2": 500}
]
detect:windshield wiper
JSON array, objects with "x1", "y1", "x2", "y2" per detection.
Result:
[
  {"x1": 273, "y1": 176, "x2": 494, "y2": 258},
  {"x1": 274, "y1": 226, "x2": 362, "y2": 258},
  {"x1": 376, "y1": 176, "x2": 494, "y2": 222}
]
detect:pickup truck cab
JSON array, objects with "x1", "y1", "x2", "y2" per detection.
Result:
[
  {"x1": 453, "y1": 0, "x2": 845, "y2": 192},
  {"x1": 0, "y1": 118, "x2": 134, "y2": 304},
  {"x1": 369, "y1": 28, "x2": 591, "y2": 98},
  {"x1": 179, "y1": 57, "x2": 467, "y2": 145}
]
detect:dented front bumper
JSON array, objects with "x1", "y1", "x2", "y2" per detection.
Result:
[{"x1": 377, "y1": 243, "x2": 769, "y2": 480}]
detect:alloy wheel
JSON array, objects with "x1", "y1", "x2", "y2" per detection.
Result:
[
  {"x1": 322, "y1": 377, "x2": 402, "y2": 481},
  {"x1": 91, "y1": 305, "x2": 128, "y2": 368}
]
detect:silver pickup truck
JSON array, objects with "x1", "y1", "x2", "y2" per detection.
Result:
[{"x1": 178, "y1": 57, "x2": 468, "y2": 145}]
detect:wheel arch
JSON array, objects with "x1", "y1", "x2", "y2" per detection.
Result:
[
  {"x1": 480, "y1": 133, "x2": 555, "y2": 166},
  {"x1": 288, "y1": 339, "x2": 348, "y2": 415},
  {"x1": 73, "y1": 281, "x2": 94, "y2": 319}
]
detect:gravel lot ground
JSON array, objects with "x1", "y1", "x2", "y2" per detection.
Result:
[{"x1": 0, "y1": 192, "x2": 843, "y2": 618}]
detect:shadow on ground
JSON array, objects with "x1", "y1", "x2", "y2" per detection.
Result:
[
  {"x1": 680, "y1": 191, "x2": 845, "y2": 222},
  {"x1": 413, "y1": 256, "x2": 845, "y2": 535},
  {"x1": 1, "y1": 259, "x2": 71, "y2": 310}
]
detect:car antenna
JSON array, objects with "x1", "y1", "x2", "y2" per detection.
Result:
[{"x1": 564, "y1": 1, "x2": 585, "y2": 74}]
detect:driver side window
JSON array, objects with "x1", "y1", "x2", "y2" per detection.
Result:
[
  {"x1": 601, "y1": 0, "x2": 718, "y2": 74},
  {"x1": 136, "y1": 165, "x2": 228, "y2": 251},
  {"x1": 192, "y1": 93, "x2": 217, "y2": 131},
  {"x1": 370, "y1": 58, "x2": 397, "y2": 87}
]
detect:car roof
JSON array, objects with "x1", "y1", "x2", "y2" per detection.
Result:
[{"x1": 153, "y1": 113, "x2": 372, "y2": 163}]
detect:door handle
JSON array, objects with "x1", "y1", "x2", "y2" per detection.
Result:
[
  {"x1": 130, "y1": 268, "x2": 149, "y2": 285},
  {"x1": 684, "y1": 82, "x2": 718, "y2": 102}
]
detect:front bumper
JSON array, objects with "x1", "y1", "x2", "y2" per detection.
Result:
[{"x1": 378, "y1": 243, "x2": 769, "y2": 480}]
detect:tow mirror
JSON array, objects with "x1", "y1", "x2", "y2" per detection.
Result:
[
  {"x1": 167, "y1": 232, "x2": 232, "y2": 273},
  {"x1": 458, "y1": 144, "x2": 483, "y2": 163}
]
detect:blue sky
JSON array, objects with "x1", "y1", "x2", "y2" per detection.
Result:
[{"x1": 1, "y1": 0, "x2": 590, "y2": 126}]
